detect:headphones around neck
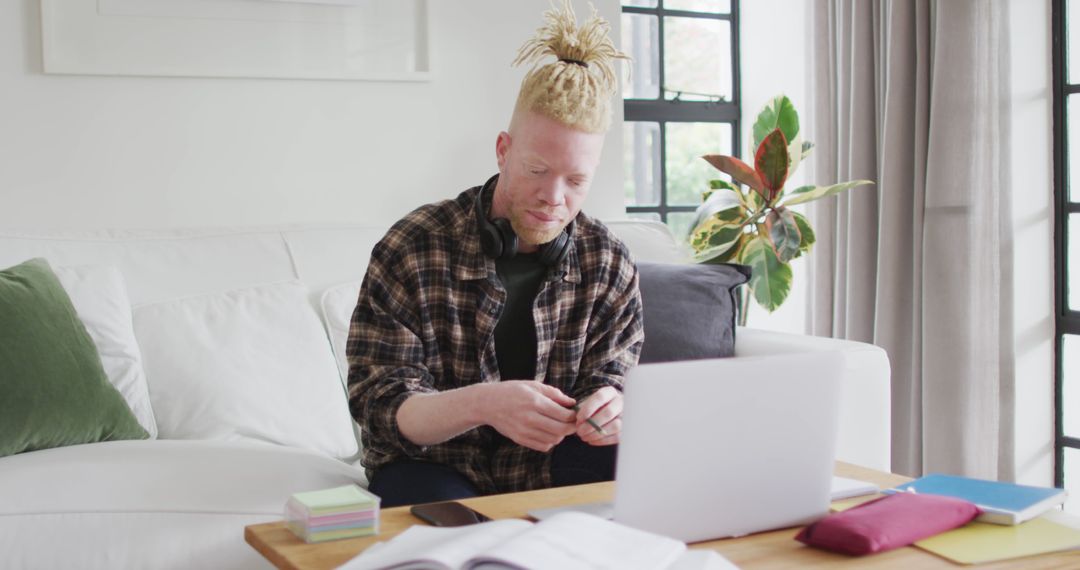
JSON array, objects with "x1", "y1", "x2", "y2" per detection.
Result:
[{"x1": 475, "y1": 174, "x2": 574, "y2": 267}]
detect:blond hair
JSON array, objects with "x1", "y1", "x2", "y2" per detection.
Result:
[{"x1": 511, "y1": 0, "x2": 629, "y2": 133}]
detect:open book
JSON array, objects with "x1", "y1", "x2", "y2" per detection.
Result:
[{"x1": 337, "y1": 511, "x2": 739, "y2": 570}]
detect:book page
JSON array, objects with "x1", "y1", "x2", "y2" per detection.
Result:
[
  {"x1": 467, "y1": 512, "x2": 686, "y2": 570},
  {"x1": 338, "y1": 519, "x2": 532, "y2": 570}
]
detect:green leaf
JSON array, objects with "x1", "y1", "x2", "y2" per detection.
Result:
[
  {"x1": 782, "y1": 180, "x2": 874, "y2": 207},
  {"x1": 801, "y1": 140, "x2": 814, "y2": 159},
  {"x1": 767, "y1": 208, "x2": 802, "y2": 263},
  {"x1": 686, "y1": 215, "x2": 738, "y2": 253},
  {"x1": 746, "y1": 183, "x2": 766, "y2": 211},
  {"x1": 786, "y1": 133, "x2": 804, "y2": 179},
  {"x1": 740, "y1": 236, "x2": 792, "y2": 312},
  {"x1": 703, "y1": 179, "x2": 739, "y2": 201},
  {"x1": 714, "y1": 205, "x2": 743, "y2": 224},
  {"x1": 752, "y1": 95, "x2": 800, "y2": 150},
  {"x1": 702, "y1": 154, "x2": 765, "y2": 194},
  {"x1": 786, "y1": 185, "x2": 816, "y2": 197},
  {"x1": 705, "y1": 232, "x2": 749, "y2": 264},
  {"x1": 709, "y1": 179, "x2": 739, "y2": 191},
  {"x1": 791, "y1": 211, "x2": 816, "y2": 257},
  {"x1": 755, "y1": 129, "x2": 790, "y2": 194}
]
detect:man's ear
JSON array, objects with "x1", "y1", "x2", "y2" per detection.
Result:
[{"x1": 495, "y1": 131, "x2": 511, "y2": 171}]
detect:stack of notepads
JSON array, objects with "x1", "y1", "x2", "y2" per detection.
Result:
[{"x1": 285, "y1": 485, "x2": 380, "y2": 543}]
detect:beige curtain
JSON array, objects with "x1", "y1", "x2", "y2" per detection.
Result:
[{"x1": 806, "y1": 0, "x2": 1015, "y2": 479}]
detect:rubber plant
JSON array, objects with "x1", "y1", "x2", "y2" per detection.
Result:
[{"x1": 689, "y1": 95, "x2": 873, "y2": 323}]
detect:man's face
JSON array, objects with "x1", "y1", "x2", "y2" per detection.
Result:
[{"x1": 492, "y1": 112, "x2": 605, "y2": 250}]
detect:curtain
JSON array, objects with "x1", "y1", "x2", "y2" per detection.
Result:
[{"x1": 806, "y1": 0, "x2": 1015, "y2": 479}]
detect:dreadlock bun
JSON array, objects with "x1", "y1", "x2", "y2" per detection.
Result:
[{"x1": 512, "y1": 0, "x2": 629, "y2": 133}]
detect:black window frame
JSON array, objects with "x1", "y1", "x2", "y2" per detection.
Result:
[
  {"x1": 621, "y1": 0, "x2": 742, "y2": 231},
  {"x1": 1052, "y1": 0, "x2": 1080, "y2": 489}
]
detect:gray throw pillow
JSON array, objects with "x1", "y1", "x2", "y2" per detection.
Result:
[{"x1": 637, "y1": 262, "x2": 751, "y2": 364}]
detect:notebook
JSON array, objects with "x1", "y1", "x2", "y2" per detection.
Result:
[
  {"x1": 336, "y1": 511, "x2": 739, "y2": 570},
  {"x1": 886, "y1": 474, "x2": 1068, "y2": 525}
]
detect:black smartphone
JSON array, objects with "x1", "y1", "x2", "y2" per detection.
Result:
[{"x1": 409, "y1": 501, "x2": 492, "y2": 527}]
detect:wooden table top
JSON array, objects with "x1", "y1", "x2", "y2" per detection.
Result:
[{"x1": 245, "y1": 462, "x2": 1080, "y2": 569}]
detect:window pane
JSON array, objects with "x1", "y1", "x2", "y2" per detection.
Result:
[
  {"x1": 1070, "y1": 0, "x2": 1080, "y2": 84},
  {"x1": 627, "y1": 212, "x2": 662, "y2": 222},
  {"x1": 624, "y1": 122, "x2": 662, "y2": 206},
  {"x1": 621, "y1": 14, "x2": 660, "y2": 99},
  {"x1": 1067, "y1": 335, "x2": 1080, "y2": 439},
  {"x1": 1069, "y1": 96, "x2": 1080, "y2": 202},
  {"x1": 622, "y1": 0, "x2": 658, "y2": 7},
  {"x1": 1072, "y1": 215, "x2": 1080, "y2": 310},
  {"x1": 665, "y1": 0, "x2": 731, "y2": 14},
  {"x1": 1067, "y1": 447, "x2": 1080, "y2": 516},
  {"x1": 667, "y1": 212, "x2": 698, "y2": 241},
  {"x1": 665, "y1": 122, "x2": 734, "y2": 206},
  {"x1": 664, "y1": 17, "x2": 732, "y2": 102}
]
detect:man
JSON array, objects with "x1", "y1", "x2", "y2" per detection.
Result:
[{"x1": 347, "y1": 1, "x2": 641, "y2": 507}]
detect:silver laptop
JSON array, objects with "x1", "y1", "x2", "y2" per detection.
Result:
[{"x1": 529, "y1": 351, "x2": 844, "y2": 543}]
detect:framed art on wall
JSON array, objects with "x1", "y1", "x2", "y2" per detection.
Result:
[{"x1": 41, "y1": 0, "x2": 430, "y2": 81}]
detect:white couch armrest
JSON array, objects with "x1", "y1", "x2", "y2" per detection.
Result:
[{"x1": 736, "y1": 327, "x2": 892, "y2": 472}]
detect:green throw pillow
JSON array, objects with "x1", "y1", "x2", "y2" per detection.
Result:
[{"x1": 0, "y1": 258, "x2": 148, "y2": 457}]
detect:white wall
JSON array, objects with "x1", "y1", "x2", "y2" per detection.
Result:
[
  {"x1": 1008, "y1": 0, "x2": 1056, "y2": 487},
  {"x1": 738, "y1": 0, "x2": 808, "y2": 334},
  {"x1": 0, "y1": 0, "x2": 625, "y2": 230}
]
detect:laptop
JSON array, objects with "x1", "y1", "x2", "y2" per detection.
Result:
[{"x1": 529, "y1": 351, "x2": 845, "y2": 543}]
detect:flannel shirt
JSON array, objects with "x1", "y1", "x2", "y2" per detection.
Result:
[{"x1": 346, "y1": 183, "x2": 644, "y2": 494}]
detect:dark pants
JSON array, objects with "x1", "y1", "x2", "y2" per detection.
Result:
[{"x1": 368, "y1": 436, "x2": 617, "y2": 508}]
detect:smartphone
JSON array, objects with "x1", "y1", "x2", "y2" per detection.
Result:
[{"x1": 409, "y1": 501, "x2": 492, "y2": 527}]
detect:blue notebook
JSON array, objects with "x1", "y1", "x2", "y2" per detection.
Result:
[{"x1": 887, "y1": 474, "x2": 1068, "y2": 525}]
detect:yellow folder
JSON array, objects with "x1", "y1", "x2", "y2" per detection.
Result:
[{"x1": 915, "y1": 510, "x2": 1080, "y2": 565}]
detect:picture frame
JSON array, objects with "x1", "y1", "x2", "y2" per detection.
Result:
[{"x1": 41, "y1": 0, "x2": 431, "y2": 81}]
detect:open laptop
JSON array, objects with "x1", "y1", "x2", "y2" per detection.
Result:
[{"x1": 529, "y1": 351, "x2": 845, "y2": 543}]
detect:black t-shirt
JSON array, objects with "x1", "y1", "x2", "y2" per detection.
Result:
[{"x1": 493, "y1": 253, "x2": 548, "y2": 380}]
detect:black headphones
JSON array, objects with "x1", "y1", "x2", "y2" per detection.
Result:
[{"x1": 475, "y1": 174, "x2": 575, "y2": 267}]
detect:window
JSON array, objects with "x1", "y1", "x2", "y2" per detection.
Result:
[
  {"x1": 621, "y1": 0, "x2": 741, "y2": 240},
  {"x1": 1053, "y1": 0, "x2": 1080, "y2": 503}
]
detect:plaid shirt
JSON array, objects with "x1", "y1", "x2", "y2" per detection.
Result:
[{"x1": 346, "y1": 184, "x2": 644, "y2": 494}]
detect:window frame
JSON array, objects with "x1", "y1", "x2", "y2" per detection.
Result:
[
  {"x1": 1052, "y1": 0, "x2": 1080, "y2": 489},
  {"x1": 621, "y1": 1, "x2": 742, "y2": 232}
]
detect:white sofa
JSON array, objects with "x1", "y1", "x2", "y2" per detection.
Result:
[{"x1": 0, "y1": 221, "x2": 890, "y2": 570}]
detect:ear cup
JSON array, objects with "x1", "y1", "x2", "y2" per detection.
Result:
[
  {"x1": 479, "y1": 218, "x2": 506, "y2": 258},
  {"x1": 489, "y1": 218, "x2": 518, "y2": 259},
  {"x1": 476, "y1": 174, "x2": 518, "y2": 260},
  {"x1": 537, "y1": 217, "x2": 574, "y2": 267}
]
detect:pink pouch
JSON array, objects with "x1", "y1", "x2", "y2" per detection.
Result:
[{"x1": 795, "y1": 492, "x2": 981, "y2": 556}]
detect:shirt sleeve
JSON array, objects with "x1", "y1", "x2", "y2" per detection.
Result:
[
  {"x1": 346, "y1": 239, "x2": 436, "y2": 459},
  {"x1": 568, "y1": 256, "x2": 645, "y2": 401}
]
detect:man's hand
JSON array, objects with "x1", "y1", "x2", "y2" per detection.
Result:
[
  {"x1": 574, "y1": 386, "x2": 623, "y2": 446},
  {"x1": 484, "y1": 381, "x2": 578, "y2": 452}
]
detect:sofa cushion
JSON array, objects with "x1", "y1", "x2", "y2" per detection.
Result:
[
  {"x1": 637, "y1": 262, "x2": 751, "y2": 363},
  {"x1": 321, "y1": 280, "x2": 362, "y2": 382},
  {"x1": 0, "y1": 258, "x2": 148, "y2": 457},
  {"x1": 53, "y1": 264, "x2": 158, "y2": 438},
  {"x1": 0, "y1": 229, "x2": 298, "y2": 306},
  {"x1": 0, "y1": 440, "x2": 367, "y2": 570},
  {"x1": 132, "y1": 280, "x2": 358, "y2": 458}
]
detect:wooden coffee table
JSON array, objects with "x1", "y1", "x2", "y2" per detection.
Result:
[{"x1": 245, "y1": 462, "x2": 1080, "y2": 569}]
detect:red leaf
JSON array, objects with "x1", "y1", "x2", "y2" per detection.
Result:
[
  {"x1": 702, "y1": 155, "x2": 765, "y2": 194},
  {"x1": 755, "y1": 128, "x2": 790, "y2": 197}
]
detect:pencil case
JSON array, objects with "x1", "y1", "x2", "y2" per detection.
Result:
[{"x1": 795, "y1": 492, "x2": 980, "y2": 555}]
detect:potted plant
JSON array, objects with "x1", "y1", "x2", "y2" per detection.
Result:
[{"x1": 688, "y1": 95, "x2": 873, "y2": 324}]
